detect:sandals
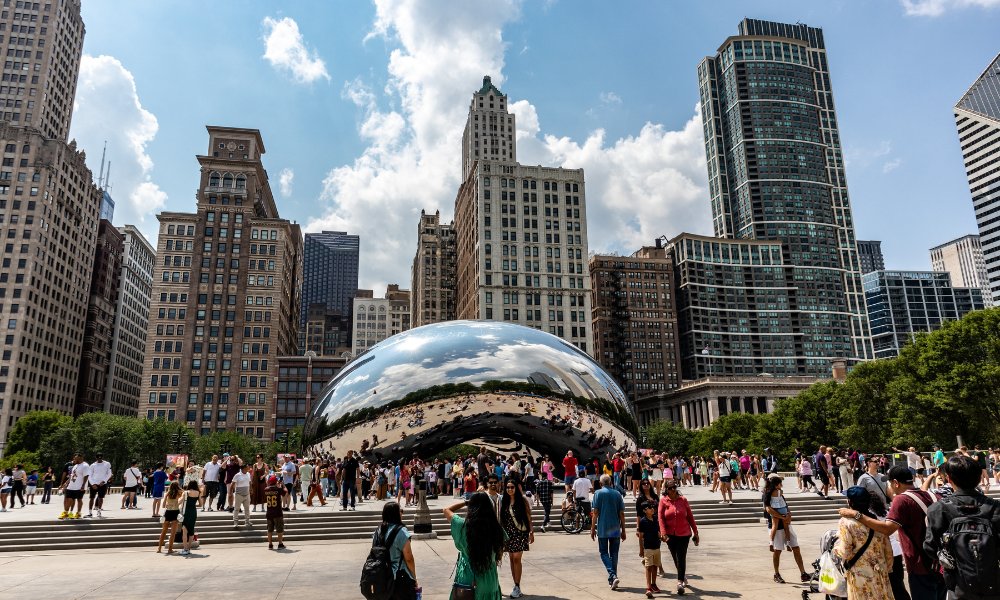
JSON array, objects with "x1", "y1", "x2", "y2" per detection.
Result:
[{"x1": 773, "y1": 573, "x2": 785, "y2": 584}]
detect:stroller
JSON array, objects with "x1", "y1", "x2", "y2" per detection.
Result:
[{"x1": 802, "y1": 528, "x2": 842, "y2": 600}]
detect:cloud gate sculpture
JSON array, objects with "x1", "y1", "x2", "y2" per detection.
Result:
[{"x1": 305, "y1": 321, "x2": 638, "y2": 461}]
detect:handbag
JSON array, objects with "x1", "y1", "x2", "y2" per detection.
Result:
[
  {"x1": 451, "y1": 553, "x2": 476, "y2": 600},
  {"x1": 818, "y1": 528, "x2": 876, "y2": 598}
]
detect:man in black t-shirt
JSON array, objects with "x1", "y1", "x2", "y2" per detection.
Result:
[
  {"x1": 340, "y1": 450, "x2": 360, "y2": 511},
  {"x1": 264, "y1": 476, "x2": 287, "y2": 550}
]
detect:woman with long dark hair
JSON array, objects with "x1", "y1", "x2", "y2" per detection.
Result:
[
  {"x1": 500, "y1": 475, "x2": 533, "y2": 598},
  {"x1": 374, "y1": 501, "x2": 418, "y2": 600},
  {"x1": 444, "y1": 492, "x2": 504, "y2": 599}
]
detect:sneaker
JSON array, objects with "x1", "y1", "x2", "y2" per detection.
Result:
[
  {"x1": 651, "y1": 584, "x2": 662, "y2": 593},
  {"x1": 611, "y1": 577, "x2": 620, "y2": 590},
  {"x1": 800, "y1": 572, "x2": 811, "y2": 583},
  {"x1": 540, "y1": 523, "x2": 547, "y2": 533},
  {"x1": 277, "y1": 542, "x2": 286, "y2": 549},
  {"x1": 677, "y1": 581, "x2": 685, "y2": 595},
  {"x1": 96, "y1": 509, "x2": 102, "y2": 518},
  {"x1": 340, "y1": 507, "x2": 347, "y2": 511},
  {"x1": 85, "y1": 512, "x2": 93, "y2": 518},
  {"x1": 350, "y1": 506, "x2": 356, "y2": 511},
  {"x1": 58, "y1": 511, "x2": 67, "y2": 520},
  {"x1": 71, "y1": 513, "x2": 82, "y2": 519},
  {"x1": 718, "y1": 500, "x2": 728, "y2": 504},
  {"x1": 773, "y1": 573, "x2": 785, "y2": 584},
  {"x1": 268, "y1": 542, "x2": 274, "y2": 550},
  {"x1": 646, "y1": 589, "x2": 654, "y2": 599},
  {"x1": 179, "y1": 549, "x2": 190, "y2": 556}
]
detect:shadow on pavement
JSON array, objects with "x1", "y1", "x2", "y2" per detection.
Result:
[{"x1": 686, "y1": 587, "x2": 742, "y2": 598}]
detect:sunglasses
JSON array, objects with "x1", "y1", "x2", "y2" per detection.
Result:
[{"x1": 506, "y1": 485, "x2": 516, "y2": 490}]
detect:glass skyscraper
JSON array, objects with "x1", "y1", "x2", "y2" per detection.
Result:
[
  {"x1": 697, "y1": 19, "x2": 873, "y2": 375},
  {"x1": 300, "y1": 231, "x2": 360, "y2": 329}
]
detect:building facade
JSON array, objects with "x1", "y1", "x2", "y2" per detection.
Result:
[
  {"x1": 138, "y1": 127, "x2": 303, "y2": 439},
  {"x1": 104, "y1": 225, "x2": 155, "y2": 416},
  {"x1": 352, "y1": 285, "x2": 411, "y2": 357},
  {"x1": 857, "y1": 240, "x2": 885, "y2": 275},
  {"x1": 411, "y1": 209, "x2": 457, "y2": 328},
  {"x1": 0, "y1": 0, "x2": 108, "y2": 446},
  {"x1": 930, "y1": 234, "x2": 992, "y2": 307},
  {"x1": 864, "y1": 270, "x2": 985, "y2": 359},
  {"x1": 699, "y1": 19, "x2": 873, "y2": 372},
  {"x1": 75, "y1": 220, "x2": 124, "y2": 415},
  {"x1": 299, "y1": 230, "x2": 359, "y2": 339},
  {"x1": 455, "y1": 77, "x2": 593, "y2": 354},
  {"x1": 275, "y1": 355, "x2": 346, "y2": 439},
  {"x1": 589, "y1": 241, "x2": 681, "y2": 403},
  {"x1": 299, "y1": 303, "x2": 351, "y2": 358},
  {"x1": 955, "y1": 53, "x2": 1000, "y2": 303}
]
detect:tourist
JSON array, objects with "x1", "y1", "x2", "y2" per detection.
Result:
[
  {"x1": 562, "y1": 450, "x2": 578, "y2": 493},
  {"x1": 535, "y1": 472, "x2": 554, "y2": 531},
  {"x1": 484, "y1": 473, "x2": 502, "y2": 517},
  {"x1": 202, "y1": 455, "x2": 221, "y2": 511},
  {"x1": 341, "y1": 449, "x2": 360, "y2": 511},
  {"x1": 762, "y1": 474, "x2": 809, "y2": 584},
  {"x1": 629, "y1": 453, "x2": 643, "y2": 497},
  {"x1": 715, "y1": 452, "x2": 733, "y2": 504},
  {"x1": 232, "y1": 462, "x2": 252, "y2": 529},
  {"x1": 834, "y1": 487, "x2": 894, "y2": 599},
  {"x1": 500, "y1": 475, "x2": 533, "y2": 598},
  {"x1": 25, "y1": 469, "x2": 37, "y2": 505},
  {"x1": 179, "y1": 479, "x2": 201, "y2": 556},
  {"x1": 156, "y1": 481, "x2": 183, "y2": 554},
  {"x1": 264, "y1": 475, "x2": 287, "y2": 550},
  {"x1": 697, "y1": 457, "x2": 709, "y2": 487},
  {"x1": 572, "y1": 469, "x2": 593, "y2": 506},
  {"x1": 150, "y1": 463, "x2": 167, "y2": 518},
  {"x1": 121, "y1": 461, "x2": 142, "y2": 510},
  {"x1": 86, "y1": 453, "x2": 112, "y2": 518},
  {"x1": 0, "y1": 468, "x2": 10, "y2": 512},
  {"x1": 299, "y1": 457, "x2": 315, "y2": 505},
  {"x1": 280, "y1": 455, "x2": 298, "y2": 511},
  {"x1": 591, "y1": 473, "x2": 626, "y2": 590},
  {"x1": 650, "y1": 456, "x2": 664, "y2": 495},
  {"x1": 376, "y1": 501, "x2": 419, "y2": 599},
  {"x1": 444, "y1": 493, "x2": 504, "y2": 599},
  {"x1": 250, "y1": 454, "x2": 268, "y2": 512},
  {"x1": 637, "y1": 500, "x2": 662, "y2": 598},
  {"x1": 222, "y1": 454, "x2": 241, "y2": 511},
  {"x1": 798, "y1": 456, "x2": 818, "y2": 494},
  {"x1": 635, "y1": 479, "x2": 658, "y2": 527},
  {"x1": 40, "y1": 467, "x2": 54, "y2": 504},
  {"x1": 10, "y1": 463, "x2": 25, "y2": 508},
  {"x1": 837, "y1": 450, "x2": 855, "y2": 491},
  {"x1": 893, "y1": 445, "x2": 924, "y2": 484},
  {"x1": 659, "y1": 480, "x2": 699, "y2": 595},
  {"x1": 814, "y1": 446, "x2": 831, "y2": 498},
  {"x1": 463, "y1": 468, "x2": 479, "y2": 500},
  {"x1": 59, "y1": 453, "x2": 89, "y2": 520}
]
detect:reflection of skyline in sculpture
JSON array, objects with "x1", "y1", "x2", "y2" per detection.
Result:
[{"x1": 305, "y1": 321, "x2": 637, "y2": 460}]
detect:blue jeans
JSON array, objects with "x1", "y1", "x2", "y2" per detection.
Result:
[
  {"x1": 598, "y1": 536, "x2": 621, "y2": 582},
  {"x1": 908, "y1": 572, "x2": 946, "y2": 600},
  {"x1": 341, "y1": 480, "x2": 357, "y2": 508}
]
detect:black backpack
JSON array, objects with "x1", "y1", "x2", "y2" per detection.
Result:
[
  {"x1": 939, "y1": 495, "x2": 1000, "y2": 597},
  {"x1": 360, "y1": 524, "x2": 403, "y2": 600}
]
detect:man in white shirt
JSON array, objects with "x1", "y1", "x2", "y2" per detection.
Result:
[
  {"x1": 573, "y1": 473, "x2": 594, "y2": 504},
  {"x1": 59, "y1": 453, "x2": 90, "y2": 520},
  {"x1": 202, "y1": 455, "x2": 221, "y2": 512},
  {"x1": 281, "y1": 456, "x2": 298, "y2": 510},
  {"x1": 87, "y1": 454, "x2": 113, "y2": 518},
  {"x1": 231, "y1": 463, "x2": 252, "y2": 529},
  {"x1": 121, "y1": 460, "x2": 143, "y2": 510},
  {"x1": 299, "y1": 459, "x2": 315, "y2": 506}
]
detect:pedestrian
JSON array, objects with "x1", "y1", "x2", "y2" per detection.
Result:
[
  {"x1": 201, "y1": 455, "x2": 221, "y2": 511},
  {"x1": 299, "y1": 458, "x2": 315, "y2": 505},
  {"x1": 40, "y1": 467, "x2": 54, "y2": 504},
  {"x1": 658, "y1": 480, "x2": 699, "y2": 595},
  {"x1": 500, "y1": 475, "x2": 533, "y2": 598},
  {"x1": 121, "y1": 461, "x2": 142, "y2": 510},
  {"x1": 280, "y1": 455, "x2": 298, "y2": 511},
  {"x1": 264, "y1": 475, "x2": 287, "y2": 550},
  {"x1": 232, "y1": 463, "x2": 252, "y2": 529},
  {"x1": 59, "y1": 453, "x2": 89, "y2": 520},
  {"x1": 834, "y1": 487, "x2": 894, "y2": 600},
  {"x1": 814, "y1": 446, "x2": 831, "y2": 498},
  {"x1": 762, "y1": 474, "x2": 809, "y2": 584},
  {"x1": 150, "y1": 463, "x2": 167, "y2": 518},
  {"x1": 10, "y1": 463, "x2": 25, "y2": 508},
  {"x1": 715, "y1": 452, "x2": 733, "y2": 504},
  {"x1": 798, "y1": 456, "x2": 818, "y2": 493},
  {"x1": 341, "y1": 449, "x2": 360, "y2": 511},
  {"x1": 374, "y1": 501, "x2": 419, "y2": 599},
  {"x1": 591, "y1": 473, "x2": 626, "y2": 590},
  {"x1": 156, "y1": 481, "x2": 183, "y2": 554},
  {"x1": 25, "y1": 469, "x2": 38, "y2": 505},
  {"x1": 222, "y1": 454, "x2": 241, "y2": 511},
  {"x1": 0, "y1": 468, "x2": 11, "y2": 512},
  {"x1": 535, "y1": 473, "x2": 553, "y2": 531},
  {"x1": 562, "y1": 450, "x2": 578, "y2": 494},
  {"x1": 854, "y1": 458, "x2": 908, "y2": 600},
  {"x1": 179, "y1": 479, "x2": 201, "y2": 556},
  {"x1": 444, "y1": 493, "x2": 505, "y2": 599},
  {"x1": 87, "y1": 453, "x2": 112, "y2": 518},
  {"x1": 637, "y1": 500, "x2": 662, "y2": 598}
]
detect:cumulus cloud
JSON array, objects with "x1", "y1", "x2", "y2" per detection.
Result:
[
  {"x1": 900, "y1": 0, "x2": 1000, "y2": 15},
  {"x1": 308, "y1": 0, "x2": 710, "y2": 290},
  {"x1": 278, "y1": 168, "x2": 294, "y2": 198},
  {"x1": 262, "y1": 16, "x2": 330, "y2": 83},
  {"x1": 599, "y1": 91, "x2": 622, "y2": 105},
  {"x1": 70, "y1": 54, "x2": 167, "y2": 235}
]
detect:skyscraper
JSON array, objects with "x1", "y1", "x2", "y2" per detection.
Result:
[
  {"x1": 929, "y1": 234, "x2": 991, "y2": 307},
  {"x1": 411, "y1": 210, "x2": 457, "y2": 327},
  {"x1": 0, "y1": 0, "x2": 106, "y2": 446},
  {"x1": 955, "y1": 53, "x2": 1000, "y2": 303},
  {"x1": 857, "y1": 241, "x2": 885, "y2": 275},
  {"x1": 300, "y1": 231, "x2": 359, "y2": 334},
  {"x1": 454, "y1": 77, "x2": 592, "y2": 354},
  {"x1": 698, "y1": 19, "x2": 873, "y2": 373},
  {"x1": 138, "y1": 127, "x2": 303, "y2": 439}
]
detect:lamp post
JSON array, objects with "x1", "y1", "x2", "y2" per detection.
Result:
[{"x1": 411, "y1": 470, "x2": 435, "y2": 538}]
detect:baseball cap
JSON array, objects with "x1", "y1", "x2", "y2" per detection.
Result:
[
  {"x1": 267, "y1": 475, "x2": 278, "y2": 485},
  {"x1": 886, "y1": 465, "x2": 914, "y2": 484}
]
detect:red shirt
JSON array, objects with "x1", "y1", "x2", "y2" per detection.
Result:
[
  {"x1": 886, "y1": 489, "x2": 937, "y2": 575},
  {"x1": 658, "y1": 495, "x2": 698, "y2": 538},
  {"x1": 612, "y1": 458, "x2": 624, "y2": 473},
  {"x1": 563, "y1": 456, "x2": 578, "y2": 479}
]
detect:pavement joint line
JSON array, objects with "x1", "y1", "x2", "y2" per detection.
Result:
[
  {"x1": 80, "y1": 567, "x2": 140, "y2": 599},
  {"x1": 276, "y1": 557, "x2": 297, "y2": 599}
]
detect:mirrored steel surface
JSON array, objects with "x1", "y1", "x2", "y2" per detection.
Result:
[{"x1": 305, "y1": 321, "x2": 638, "y2": 460}]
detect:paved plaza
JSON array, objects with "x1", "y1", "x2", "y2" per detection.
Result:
[{"x1": 0, "y1": 516, "x2": 837, "y2": 600}]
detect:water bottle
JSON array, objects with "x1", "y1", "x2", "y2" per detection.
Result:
[{"x1": 415, "y1": 586, "x2": 422, "y2": 600}]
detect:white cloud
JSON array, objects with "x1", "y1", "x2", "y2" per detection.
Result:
[
  {"x1": 882, "y1": 158, "x2": 903, "y2": 173},
  {"x1": 900, "y1": 0, "x2": 1000, "y2": 15},
  {"x1": 279, "y1": 168, "x2": 295, "y2": 198},
  {"x1": 599, "y1": 91, "x2": 622, "y2": 105},
  {"x1": 308, "y1": 0, "x2": 710, "y2": 290},
  {"x1": 70, "y1": 54, "x2": 167, "y2": 235},
  {"x1": 262, "y1": 16, "x2": 330, "y2": 84}
]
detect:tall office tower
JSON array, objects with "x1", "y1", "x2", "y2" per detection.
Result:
[
  {"x1": 104, "y1": 225, "x2": 155, "y2": 416},
  {"x1": 929, "y1": 234, "x2": 992, "y2": 307},
  {"x1": 411, "y1": 210, "x2": 457, "y2": 328},
  {"x1": 352, "y1": 285, "x2": 411, "y2": 357},
  {"x1": 589, "y1": 240, "x2": 681, "y2": 402},
  {"x1": 0, "y1": 0, "x2": 107, "y2": 446},
  {"x1": 699, "y1": 19, "x2": 873, "y2": 371},
  {"x1": 864, "y1": 270, "x2": 985, "y2": 359},
  {"x1": 138, "y1": 127, "x2": 303, "y2": 439},
  {"x1": 857, "y1": 241, "x2": 885, "y2": 274},
  {"x1": 454, "y1": 77, "x2": 593, "y2": 354},
  {"x1": 74, "y1": 220, "x2": 124, "y2": 415},
  {"x1": 954, "y1": 54, "x2": 1000, "y2": 303},
  {"x1": 300, "y1": 231, "x2": 359, "y2": 331}
]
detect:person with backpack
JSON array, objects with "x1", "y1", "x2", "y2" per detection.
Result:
[
  {"x1": 924, "y1": 455, "x2": 1000, "y2": 600},
  {"x1": 360, "y1": 501, "x2": 418, "y2": 600},
  {"x1": 834, "y1": 487, "x2": 894, "y2": 600}
]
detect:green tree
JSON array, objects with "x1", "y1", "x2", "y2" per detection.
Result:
[
  {"x1": 0, "y1": 449, "x2": 40, "y2": 472},
  {"x1": 689, "y1": 413, "x2": 763, "y2": 456},
  {"x1": 36, "y1": 420, "x2": 78, "y2": 471},
  {"x1": 764, "y1": 381, "x2": 837, "y2": 459},
  {"x1": 191, "y1": 430, "x2": 264, "y2": 464},
  {"x1": 5, "y1": 410, "x2": 71, "y2": 455},
  {"x1": 643, "y1": 421, "x2": 693, "y2": 456}
]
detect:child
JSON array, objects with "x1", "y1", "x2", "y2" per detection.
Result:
[
  {"x1": 797, "y1": 457, "x2": 817, "y2": 493},
  {"x1": 25, "y1": 470, "x2": 38, "y2": 505},
  {"x1": 637, "y1": 501, "x2": 662, "y2": 598},
  {"x1": 264, "y1": 475, "x2": 287, "y2": 550}
]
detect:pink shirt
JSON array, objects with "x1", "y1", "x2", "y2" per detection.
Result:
[{"x1": 658, "y1": 495, "x2": 698, "y2": 538}]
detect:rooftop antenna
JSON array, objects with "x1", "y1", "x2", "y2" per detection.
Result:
[
  {"x1": 105, "y1": 161, "x2": 112, "y2": 195},
  {"x1": 97, "y1": 140, "x2": 107, "y2": 188}
]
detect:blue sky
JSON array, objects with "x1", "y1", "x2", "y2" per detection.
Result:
[{"x1": 70, "y1": 0, "x2": 1000, "y2": 291}]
